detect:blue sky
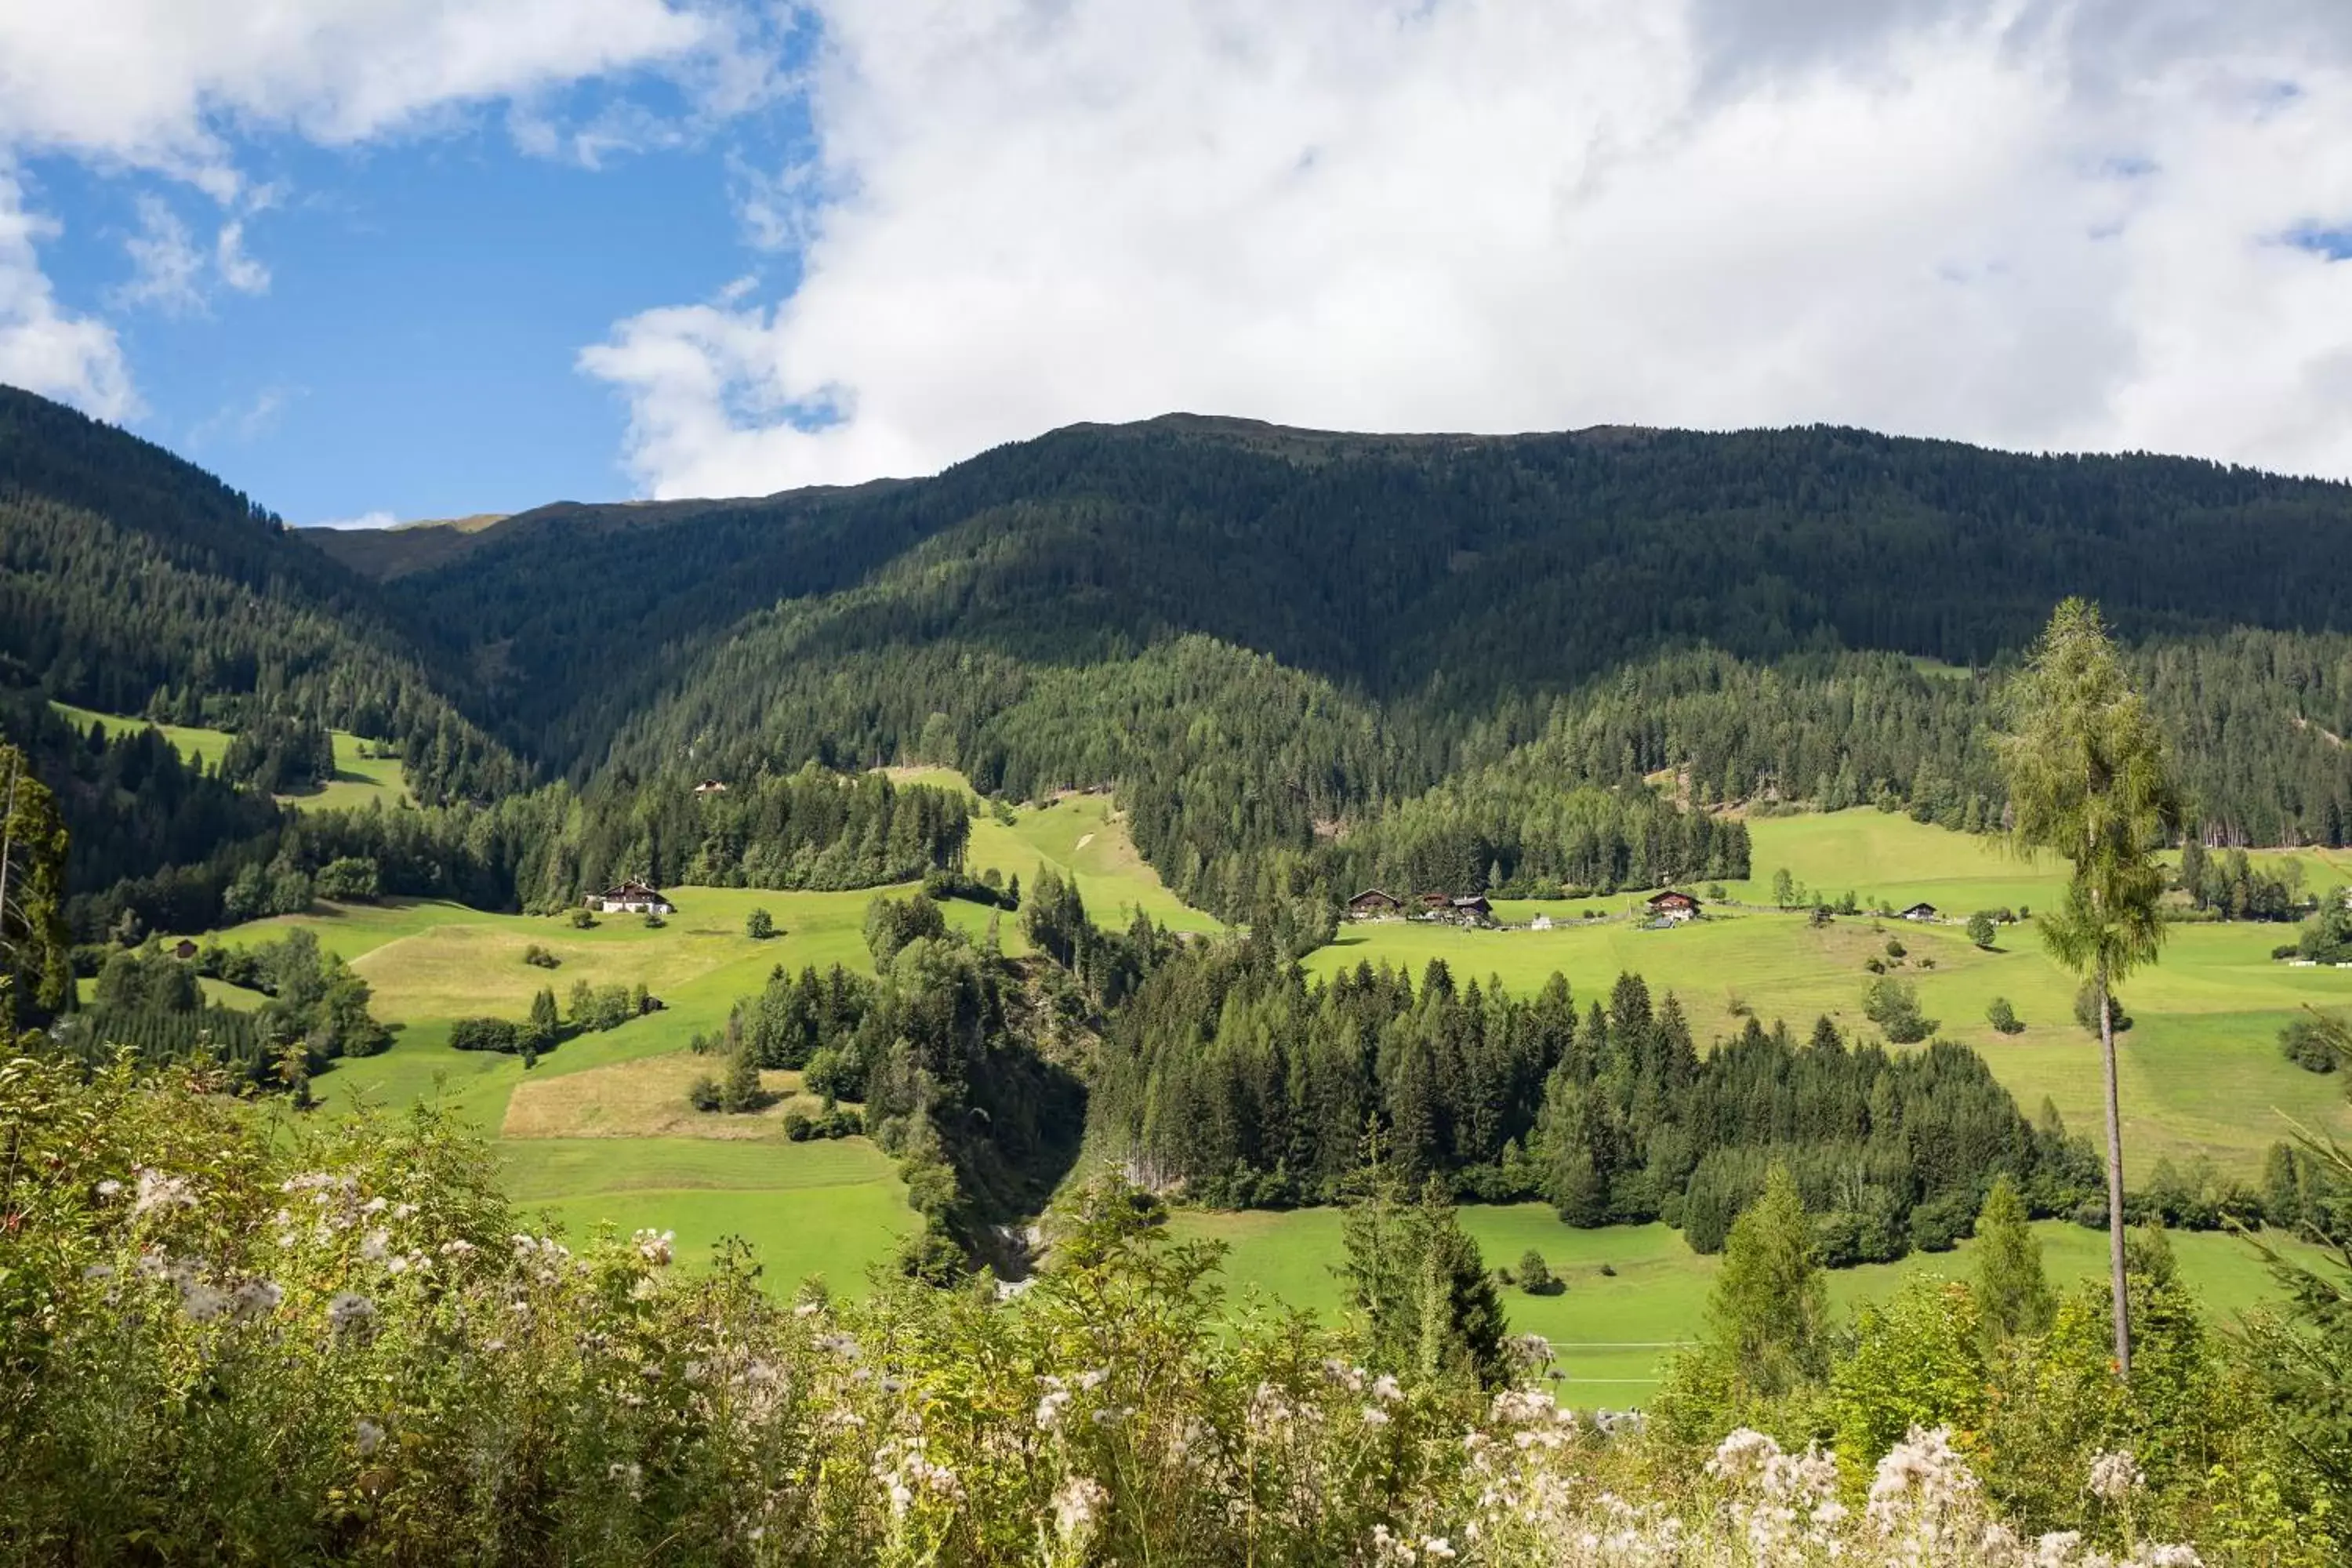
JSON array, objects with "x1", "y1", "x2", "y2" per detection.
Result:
[
  {"x1": 5, "y1": 2, "x2": 2352, "y2": 527},
  {"x1": 10, "y1": 33, "x2": 813, "y2": 524}
]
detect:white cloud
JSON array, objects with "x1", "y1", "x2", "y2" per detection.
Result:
[
  {"x1": 214, "y1": 220, "x2": 269, "y2": 294},
  {"x1": 0, "y1": 168, "x2": 136, "y2": 419},
  {"x1": 583, "y1": 0, "x2": 2352, "y2": 498},
  {"x1": 114, "y1": 194, "x2": 208, "y2": 314},
  {"x1": 0, "y1": 0, "x2": 737, "y2": 416},
  {"x1": 311, "y1": 509, "x2": 399, "y2": 530}
]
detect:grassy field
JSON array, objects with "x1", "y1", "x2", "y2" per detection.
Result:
[
  {"x1": 193, "y1": 782, "x2": 1203, "y2": 1298},
  {"x1": 1316, "y1": 809, "x2": 2352, "y2": 1176},
  {"x1": 891, "y1": 768, "x2": 1224, "y2": 935},
  {"x1": 1174, "y1": 1204, "x2": 2318, "y2": 1403},
  {"x1": 52, "y1": 702, "x2": 408, "y2": 812},
  {"x1": 172, "y1": 792, "x2": 2351, "y2": 1314}
]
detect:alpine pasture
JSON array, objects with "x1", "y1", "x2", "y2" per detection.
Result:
[{"x1": 179, "y1": 789, "x2": 2347, "y2": 1342}]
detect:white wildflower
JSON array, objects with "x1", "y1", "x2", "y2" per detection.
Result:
[
  {"x1": 229, "y1": 1279, "x2": 284, "y2": 1319},
  {"x1": 95, "y1": 1178, "x2": 122, "y2": 1199},
  {"x1": 328, "y1": 1291, "x2": 378, "y2": 1336},
  {"x1": 1708, "y1": 1426, "x2": 1783, "y2": 1483},
  {"x1": 360, "y1": 1196, "x2": 388, "y2": 1216},
  {"x1": 1051, "y1": 1475, "x2": 1109, "y2": 1541},
  {"x1": 1363, "y1": 1405, "x2": 1392, "y2": 1428},
  {"x1": 180, "y1": 1282, "x2": 232, "y2": 1321},
  {"x1": 359, "y1": 1229, "x2": 391, "y2": 1262},
  {"x1": 633, "y1": 1228, "x2": 674, "y2": 1266},
  {"x1": 2087, "y1": 1450, "x2": 2145, "y2": 1504},
  {"x1": 1074, "y1": 1367, "x2": 1108, "y2": 1392},
  {"x1": 355, "y1": 1418, "x2": 385, "y2": 1457},
  {"x1": 1421, "y1": 1540, "x2": 1455, "y2": 1561},
  {"x1": 1370, "y1": 1372, "x2": 1403, "y2": 1405},
  {"x1": 2141, "y1": 1546, "x2": 2201, "y2": 1568},
  {"x1": 793, "y1": 1301, "x2": 822, "y2": 1317},
  {"x1": 131, "y1": 1168, "x2": 197, "y2": 1219},
  {"x1": 1035, "y1": 1388, "x2": 1073, "y2": 1431}
]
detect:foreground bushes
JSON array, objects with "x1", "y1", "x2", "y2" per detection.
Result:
[{"x1": 0, "y1": 1053, "x2": 2329, "y2": 1565}]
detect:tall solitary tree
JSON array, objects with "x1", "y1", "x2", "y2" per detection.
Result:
[{"x1": 1994, "y1": 598, "x2": 2180, "y2": 1377}]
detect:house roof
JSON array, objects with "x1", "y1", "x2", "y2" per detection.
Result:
[
  {"x1": 1450, "y1": 895, "x2": 1490, "y2": 908},
  {"x1": 1646, "y1": 890, "x2": 1700, "y2": 906},
  {"x1": 1348, "y1": 888, "x2": 1399, "y2": 903},
  {"x1": 1901, "y1": 901, "x2": 1938, "y2": 914}
]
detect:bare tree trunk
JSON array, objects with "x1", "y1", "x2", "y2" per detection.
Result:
[{"x1": 2099, "y1": 963, "x2": 2132, "y2": 1378}]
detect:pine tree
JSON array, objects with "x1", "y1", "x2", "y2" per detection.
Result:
[
  {"x1": 1704, "y1": 1163, "x2": 1828, "y2": 1396},
  {"x1": 720, "y1": 1045, "x2": 763, "y2": 1112},
  {"x1": 1973, "y1": 1172, "x2": 2053, "y2": 1340},
  {"x1": 1994, "y1": 597, "x2": 2181, "y2": 1378}
]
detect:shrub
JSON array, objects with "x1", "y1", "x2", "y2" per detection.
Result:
[
  {"x1": 568, "y1": 906, "x2": 595, "y2": 929},
  {"x1": 1965, "y1": 911, "x2": 1997, "y2": 948},
  {"x1": 522, "y1": 943, "x2": 561, "y2": 969},
  {"x1": 643, "y1": 912, "x2": 666, "y2": 930},
  {"x1": 687, "y1": 1074, "x2": 722, "y2": 1112},
  {"x1": 782, "y1": 1112, "x2": 814, "y2": 1142},
  {"x1": 1862, "y1": 975, "x2": 1937, "y2": 1044},
  {"x1": 746, "y1": 907, "x2": 775, "y2": 940},
  {"x1": 1884, "y1": 936, "x2": 1906, "y2": 960},
  {"x1": 1516, "y1": 1249, "x2": 1560, "y2": 1296},
  {"x1": 448, "y1": 1017, "x2": 521, "y2": 1054},
  {"x1": 2280, "y1": 1014, "x2": 2343, "y2": 1073},
  {"x1": 1985, "y1": 996, "x2": 2024, "y2": 1034}
]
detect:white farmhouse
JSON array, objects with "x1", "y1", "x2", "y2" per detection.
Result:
[{"x1": 589, "y1": 880, "x2": 675, "y2": 916}]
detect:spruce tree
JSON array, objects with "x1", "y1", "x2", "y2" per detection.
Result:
[
  {"x1": 1704, "y1": 1163, "x2": 1828, "y2": 1396},
  {"x1": 1973, "y1": 1173, "x2": 2053, "y2": 1340},
  {"x1": 1994, "y1": 597, "x2": 2181, "y2": 1377}
]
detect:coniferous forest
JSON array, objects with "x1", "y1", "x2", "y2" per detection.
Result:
[{"x1": 12, "y1": 386, "x2": 2352, "y2": 1562}]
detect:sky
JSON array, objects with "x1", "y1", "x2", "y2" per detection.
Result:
[{"x1": 5, "y1": 2, "x2": 2352, "y2": 528}]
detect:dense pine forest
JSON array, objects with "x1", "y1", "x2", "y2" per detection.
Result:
[{"x1": 10, "y1": 387, "x2": 2352, "y2": 944}]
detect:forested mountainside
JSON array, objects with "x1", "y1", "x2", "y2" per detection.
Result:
[
  {"x1": 0, "y1": 388, "x2": 519, "y2": 804},
  {"x1": 10, "y1": 387, "x2": 2352, "y2": 930}
]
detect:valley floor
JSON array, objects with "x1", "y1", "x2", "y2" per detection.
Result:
[{"x1": 155, "y1": 793, "x2": 2352, "y2": 1370}]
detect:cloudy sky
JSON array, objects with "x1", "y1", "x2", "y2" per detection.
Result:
[{"x1": 4, "y1": 1, "x2": 2352, "y2": 524}]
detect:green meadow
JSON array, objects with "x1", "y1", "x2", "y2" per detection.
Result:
[
  {"x1": 187, "y1": 779, "x2": 1206, "y2": 1299},
  {"x1": 1174, "y1": 1204, "x2": 2319, "y2": 1403},
  {"x1": 1317, "y1": 808, "x2": 2352, "y2": 1177},
  {"x1": 52, "y1": 702, "x2": 409, "y2": 812},
  {"x1": 168, "y1": 791, "x2": 2349, "y2": 1326}
]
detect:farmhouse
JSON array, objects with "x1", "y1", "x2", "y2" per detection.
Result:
[
  {"x1": 1346, "y1": 888, "x2": 1402, "y2": 919},
  {"x1": 691, "y1": 779, "x2": 729, "y2": 795},
  {"x1": 1900, "y1": 902, "x2": 1939, "y2": 922},
  {"x1": 589, "y1": 880, "x2": 675, "y2": 916},
  {"x1": 1646, "y1": 890, "x2": 1702, "y2": 924},
  {"x1": 1447, "y1": 895, "x2": 1494, "y2": 924},
  {"x1": 1417, "y1": 891, "x2": 1453, "y2": 912}
]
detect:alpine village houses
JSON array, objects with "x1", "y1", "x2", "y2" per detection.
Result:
[
  {"x1": 1348, "y1": 888, "x2": 1493, "y2": 925},
  {"x1": 589, "y1": 880, "x2": 676, "y2": 916}
]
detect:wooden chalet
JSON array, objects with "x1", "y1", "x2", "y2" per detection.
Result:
[
  {"x1": 1900, "y1": 902, "x2": 1939, "y2": 922},
  {"x1": 1646, "y1": 890, "x2": 1701, "y2": 924},
  {"x1": 1346, "y1": 888, "x2": 1402, "y2": 919},
  {"x1": 691, "y1": 779, "x2": 730, "y2": 795},
  {"x1": 1448, "y1": 895, "x2": 1494, "y2": 924}
]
